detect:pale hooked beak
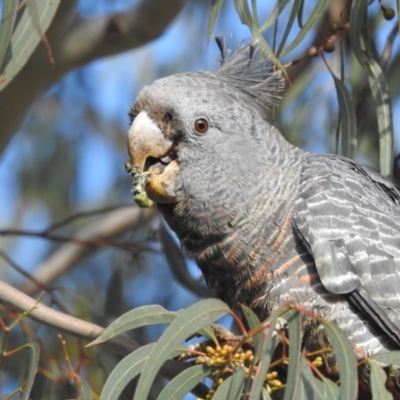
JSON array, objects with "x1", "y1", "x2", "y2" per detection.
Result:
[{"x1": 126, "y1": 111, "x2": 179, "y2": 206}]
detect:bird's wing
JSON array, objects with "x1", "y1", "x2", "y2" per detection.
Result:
[{"x1": 293, "y1": 154, "x2": 400, "y2": 345}]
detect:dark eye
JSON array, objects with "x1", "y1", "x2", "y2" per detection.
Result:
[{"x1": 194, "y1": 118, "x2": 209, "y2": 134}]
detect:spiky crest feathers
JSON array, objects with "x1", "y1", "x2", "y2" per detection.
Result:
[{"x1": 213, "y1": 36, "x2": 285, "y2": 115}]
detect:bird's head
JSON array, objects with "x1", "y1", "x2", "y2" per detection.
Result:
[{"x1": 126, "y1": 40, "x2": 292, "y2": 237}]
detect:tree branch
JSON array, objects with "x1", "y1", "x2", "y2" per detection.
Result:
[
  {"x1": 0, "y1": 279, "x2": 208, "y2": 397},
  {"x1": 0, "y1": 0, "x2": 188, "y2": 154},
  {"x1": 17, "y1": 206, "x2": 156, "y2": 296}
]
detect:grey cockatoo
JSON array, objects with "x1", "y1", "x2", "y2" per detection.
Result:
[{"x1": 125, "y1": 40, "x2": 400, "y2": 397}]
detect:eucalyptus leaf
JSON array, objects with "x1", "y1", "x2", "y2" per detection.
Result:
[
  {"x1": 320, "y1": 319, "x2": 357, "y2": 400},
  {"x1": 279, "y1": 0, "x2": 329, "y2": 57},
  {"x1": 21, "y1": 341, "x2": 40, "y2": 400},
  {"x1": 156, "y1": 364, "x2": 211, "y2": 400},
  {"x1": 91, "y1": 305, "x2": 179, "y2": 345},
  {"x1": 369, "y1": 359, "x2": 392, "y2": 400},
  {"x1": 100, "y1": 343, "x2": 155, "y2": 400},
  {"x1": 133, "y1": 299, "x2": 230, "y2": 400},
  {"x1": 0, "y1": 0, "x2": 60, "y2": 91},
  {"x1": 0, "y1": 0, "x2": 18, "y2": 69}
]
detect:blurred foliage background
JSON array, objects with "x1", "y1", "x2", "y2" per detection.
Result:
[{"x1": 0, "y1": 0, "x2": 399, "y2": 398}]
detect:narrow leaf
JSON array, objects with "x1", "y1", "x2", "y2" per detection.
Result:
[
  {"x1": 100, "y1": 343, "x2": 155, "y2": 400},
  {"x1": 249, "y1": 309, "x2": 283, "y2": 400},
  {"x1": 330, "y1": 71, "x2": 357, "y2": 159},
  {"x1": 349, "y1": 0, "x2": 368, "y2": 70},
  {"x1": 78, "y1": 380, "x2": 93, "y2": 400},
  {"x1": 367, "y1": 57, "x2": 394, "y2": 178},
  {"x1": 319, "y1": 320, "x2": 357, "y2": 400},
  {"x1": 259, "y1": 0, "x2": 290, "y2": 33},
  {"x1": 0, "y1": 0, "x2": 60, "y2": 91},
  {"x1": 213, "y1": 375, "x2": 233, "y2": 400},
  {"x1": 212, "y1": 369, "x2": 247, "y2": 400},
  {"x1": 369, "y1": 359, "x2": 392, "y2": 400},
  {"x1": 0, "y1": 0, "x2": 18, "y2": 69},
  {"x1": 279, "y1": 0, "x2": 330, "y2": 57},
  {"x1": 208, "y1": 0, "x2": 224, "y2": 43},
  {"x1": 157, "y1": 364, "x2": 211, "y2": 400},
  {"x1": 372, "y1": 350, "x2": 400, "y2": 365},
  {"x1": 251, "y1": 32, "x2": 287, "y2": 76},
  {"x1": 299, "y1": 357, "x2": 340, "y2": 400},
  {"x1": 282, "y1": 309, "x2": 302, "y2": 400},
  {"x1": 21, "y1": 341, "x2": 40, "y2": 400},
  {"x1": 228, "y1": 366, "x2": 246, "y2": 399},
  {"x1": 297, "y1": 0, "x2": 305, "y2": 28},
  {"x1": 262, "y1": 388, "x2": 273, "y2": 400},
  {"x1": 234, "y1": 0, "x2": 255, "y2": 29},
  {"x1": 26, "y1": 0, "x2": 54, "y2": 65},
  {"x1": 91, "y1": 305, "x2": 179, "y2": 345},
  {"x1": 133, "y1": 299, "x2": 230, "y2": 400},
  {"x1": 240, "y1": 304, "x2": 261, "y2": 350},
  {"x1": 234, "y1": 0, "x2": 286, "y2": 74},
  {"x1": 277, "y1": 0, "x2": 303, "y2": 56},
  {"x1": 349, "y1": 0, "x2": 394, "y2": 178}
]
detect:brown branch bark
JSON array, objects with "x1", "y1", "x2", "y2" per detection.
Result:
[
  {"x1": 0, "y1": 279, "x2": 208, "y2": 397},
  {"x1": 0, "y1": 0, "x2": 188, "y2": 154}
]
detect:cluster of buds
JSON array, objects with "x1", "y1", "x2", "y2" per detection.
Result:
[
  {"x1": 195, "y1": 343, "x2": 286, "y2": 399},
  {"x1": 264, "y1": 371, "x2": 283, "y2": 394}
]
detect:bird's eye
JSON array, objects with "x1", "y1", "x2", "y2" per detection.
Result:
[{"x1": 194, "y1": 118, "x2": 209, "y2": 134}]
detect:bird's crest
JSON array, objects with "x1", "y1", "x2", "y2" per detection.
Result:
[{"x1": 214, "y1": 36, "x2": 285, "y2": 115}]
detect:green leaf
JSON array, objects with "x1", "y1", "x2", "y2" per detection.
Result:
[
  {"x1": 368, "y1": 359, "x2": 392, "y2": 400},
  {"x1": 156, "y1": 364, "x2": 211, "y2": 400},
  {"x1": 234, "y1": 0, "x2": 256, "y2": 29},
  {"x1": 249, "y1": 309, "x2": 283, "y2": 400},
  {"x1": 78, "y1": 380, "x2": 93, "y2": 400},
  {"x1": 21, "y1": 341, "x2": 40, "y2": 400},
  {"x1": 319, "y1": 319, "x2": 357, "y2": 400},
  {"x1": 259, "y1": 0, "x2": 290, "y2": 33},
  {"x1": 262, "y1": 387, "x2": 273, "y2": 399},
  {"x1": 229, "y1": 366, "x2": 246, "y2": 399},
  {"x1": 277, "y1": 0, "x2": 303, "y2": 56},
  {"x1": 371, "y1": 350, "x2": 400, "y2": 365},
  {"x1": 208, "y1": 0, "x2": 224, "y2": 43},
  {"x1": 91, "y1": 305, "x2": 179, "y2": 345},
  {"x1": 349, "y1": 0, "x2": 368, "y2": 70},
  {"x1": 329, "y1": 69, "x2": 357, "y2": 160},
  {"x1": 133, "y1": 299, "x2": 230, "y2": 400},
  {"x1": 367, "y1": 57, "x2": 394, "y2": 179},
  {"x1": 0, "y1": 0, "x2": 60, "y2": 91},
  {"x1": 283, "y1": 309, "x2": 302, "y2": 400},
  {"x1": 297, "y1": 0, "x2": 305, "y2": 28},
  {"x1": 233, "y1": 0, "x2": 286, "y2": 75},
  {"x1": 0, "y1": 0, "x2": 18, "y2": 69},
  {"x1": 27, "y1": 0, "x2": 49, "y2": 43},
  {"x1": 279, "y1": 0, "x2": 330, "y2": 57},
  {"x1": 298, "y1": 356, "x2": 338, "y2": 400},
  {"x1": 349, "y1": 0, "x2": 394, "y2": 178},
  {"x1": 212, "y1": 368, "x2": 246, "y2": 400},
  {"x1": 197, "y1": 324, "x2": 219, "y2": 344},
  {"x1": 100, "y1": 343, "x2": 155, "y2": 400},
  {"x1": 240, "y1": 304, "x2": 261, "y2": 350}
]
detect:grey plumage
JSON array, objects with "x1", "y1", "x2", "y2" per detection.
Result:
[{"x1": 127, "y1": 41, "x2": 400, "y2": 395}]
